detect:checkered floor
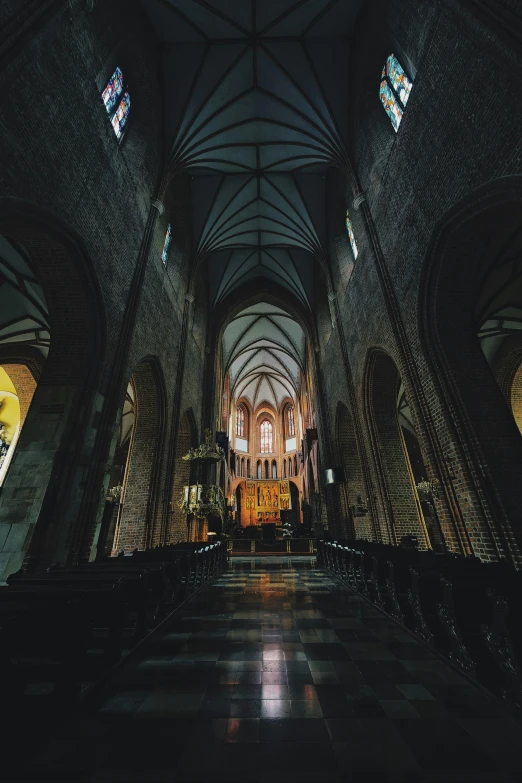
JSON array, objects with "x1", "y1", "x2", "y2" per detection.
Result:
[{"x1": 20, "y1": 557, "x2": 522, "y2": 782}]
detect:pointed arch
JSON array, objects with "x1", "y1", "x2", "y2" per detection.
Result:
[{"x1": 112, "y1": 357, "x2": 167, "y2": 552}]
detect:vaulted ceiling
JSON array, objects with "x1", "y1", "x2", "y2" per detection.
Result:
[
  {"x1": 141, "y1": 0, "x2": 361, "y2": 400},
  {"x1": 223, "y1": 303, "x2": 304, "y2": 410},
  {"x1": 0, "y1": 233, "x2": 50, "y2": 359}
]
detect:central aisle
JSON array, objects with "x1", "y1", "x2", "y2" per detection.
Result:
[{"x1": 23, "y1": 557, "x2": 522, "y2": 782}]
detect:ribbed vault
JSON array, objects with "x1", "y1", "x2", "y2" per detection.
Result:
[
  {"x1": 0, "y1": 234, "x2": 50, "y2": 359},
  {"x1": 141, "y1": 0, "x2": 360, "y2": 399},
  {"x1": 224, "y1": 302, "x2": 304, "y2": 409}
]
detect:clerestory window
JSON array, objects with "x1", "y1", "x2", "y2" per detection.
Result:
[
  {"x1": 101, "y1": 66, "x2": 131, "y2": 140},
  {"x1": 379, "y1": 53, "x2": 413, "y2": 133},
  {"x1": 260, "y1": 420, "x2": 273, "y2": 454},
  {"x1": 236, "y1": 405, "x2": 245, "y2": 438},
  {"x1": 162, "y1": 224, "x2": 172, "y2": 266},
  {"x1": 345, "y1": 211, "x2": 358, "y2": 260}
]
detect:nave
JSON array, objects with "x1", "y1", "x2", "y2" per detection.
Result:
[{"x1": 15, "y1": 558, "x2": 522, "y2": 783}]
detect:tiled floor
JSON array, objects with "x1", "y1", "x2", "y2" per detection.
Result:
[{"x1": 18, "y1": 557, "x2": 522, "y2": 782}]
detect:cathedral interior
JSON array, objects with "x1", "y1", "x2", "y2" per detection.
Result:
[{"x1": 1, "y1": 0, "x2": 522, "y2": 780}]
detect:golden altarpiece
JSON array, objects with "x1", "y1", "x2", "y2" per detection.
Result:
[{"x1": 244, "y1": 479, "x2": 291, "y2": 524}]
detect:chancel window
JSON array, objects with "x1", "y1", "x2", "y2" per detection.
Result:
[
  {"x1": 260, "y1": 420, "x2": 273, "y2": 453},
  {"x1": 101, "y1": 67, "x2": 131, "y2": 140},
  {"x1": 236, "y1": 405, "x2": 245, "y2": 437},
  {"x1": 379, "y1": 53, "x2": 412, "y2": 132},
  {"x1": 287, "y1": 405, "x2": 295, "y2": 437},
  {"x1": 162, "y1": 224, "x2": 172, "y2": 266},
  {"x1": 345, "y1": 211, "x2": 358, "y2": 260}
]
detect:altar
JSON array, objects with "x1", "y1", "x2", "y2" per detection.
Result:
[{"x1": 244, "y1": 479, "x2": 291, "y2": 524}]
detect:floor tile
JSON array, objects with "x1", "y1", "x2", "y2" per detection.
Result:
[{"x1": 13, "y1": 557, "x2": 522, "y2": 783}]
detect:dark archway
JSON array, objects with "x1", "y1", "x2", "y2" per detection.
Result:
[
  {"x1": 0, "y1": 203, "x2": 104, "y2": 578},
  {"x1": 335, "y1": 401, "x2": 370, "y2": 540},
  {"x1": 421, "y1": 183, "x2": 522, "y2": 562},
  {"x1": 111, "y1": 358, "x2": 166, "y2": 553},
  {"x1": 365, "y1": 350, "x2": 430, "y2": 548},
  {"x1": 289, "y1": 480, "x2": 300, "y2": 528}
]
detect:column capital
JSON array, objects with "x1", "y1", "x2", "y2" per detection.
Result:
[
  {"x1": 151, "y1": 198, "x2": 165, "y2": 215},
  {"x1": 353, "y1": 192, "x2": 366, "y2": 211}
]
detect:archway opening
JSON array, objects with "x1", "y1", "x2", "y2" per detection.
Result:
[
  {"x1": 425, "y1": 196, "x2": 522, "y2": 559},
  {"x1": 335, "y1": 401, "x2": 370, "y2": 540},
  {"x1": 366, "y1": 351, "x2": 430, "y2": 549},
  {"x1": 111, "y1": 361, "x2": 165, "y2": 553}
]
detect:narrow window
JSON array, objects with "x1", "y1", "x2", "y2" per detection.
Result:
[
  {"x1": 379, "y1": 53, "x2": 413, "y2": 132},
  {"x1": 287, "y1": 405, "x2": 295, "y2": 437},
  {"x1": 289, "y1": 458, "x2": 293, "y2": 477},
  {"x1": 272, "y1": 460, "x2": 277, "y2": 479},
  {"x1": 260, "y1": 420, "x2": 273, "y2": 453},
  {"x1": 241, "y1": 458, "x2": 245, "y2": 478},
  {"x1": 247, "y1": 458, "x2": 251, "y2": 478},
  {"x1": 162, "y1": 224, "x2": 172, "y2": 266},
  {"x1": 257, "y1": 460, "x2": 261, "y2": 479},
  {"x1": 345, "y1": 211, "x2": 358, "y2": 260},
  {"x1": 101, "y1": 67, "x2": 124, "y2": 113},
  {"x1": 111, "y1": 92, "x2": 131, "y2": 139},
  {"x1": 101, "y1": 67, "x2": 131, "y2": 140},
  {"x1": 236, "y1": 405, "x2": 245, "y2": 438},
  {"x1": 283, "y1": 460, "x2": 287, "y2": 478},
  {"x1": 264, "y1": 460, "x2": 269, "y2": 479}
]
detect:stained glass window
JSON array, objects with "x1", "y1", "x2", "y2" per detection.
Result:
[
  {"x1": 260, "y1": 420, "x2": 273, "y2": 453},
  {"x1": 287, "y1": 405, "x2": 295, "y2": 437},
  {"x1": 102, "y1": 67, "x2": 124, "y2": 114},
  {"x1": 111, "y1": 92, "x2": 131, "y2": 140},
  {"x1": 236, "y1": 405, "x2": 245, "y2": 437},
  {"x1": 379, "y1": 53, "x2": 413, "y2": 132},
  {"x1": 162, "y1": 224, "x2": 172, "y2": 266},
  {"x1": 345, "y1": 211, "x2": 358, "y2": 260}
]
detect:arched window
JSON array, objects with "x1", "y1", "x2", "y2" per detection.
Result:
[
  {"x1": 288, "y1": 458, "x2": 293, "y2": 477},
  {"x1": 241, "y1": 457, "x2": 245, "y2": 478},
  {"x1": 283, "y1": 460, "x2": 287, "y2": 478},
  {"x1": 294, "y1": 455, "x2": 298, "y2": 476},
  {"x1": 379, "y1": 53, "x2": 413, "y2": 132},
  {"x1": 286, "y1": 405, "x2": 295, "y2": 437},
  {"x1": 101, "y1": 67, "x2": 131, "y2": 140},
  {"x1": 162, "y1": 224, "x2": 172, "y2": 267},
  {"x1": 272, "y1": 460, "x2": 277, "y2": 479},
  {"x1": 260, "y1": 419, "x2": 273, "y2": 453},
  {"x1": 236, "y1": 455, "x2": 239, "y2": 475},
  {"x1": 247, "y1": 458, "x2": 251, "y2": 478},
  {"x1": 345, "y1": 211, "x2": 358, "y2": 260},
  {"x1": 236, "y1": 405, "x2": 245, "y2": 437},
  {"x1": 257, "y1": 460, "x2": 261, "y2": 479},
  {"x1": 264, "y1": 459, "x2": 269, "y2": 479}
]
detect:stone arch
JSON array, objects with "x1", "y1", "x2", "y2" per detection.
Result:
[
  {"x1": 364, "y1": 349, "x2": 430, "y2": 548},
  {"x1": 420, "y1": 180, "x2": 522, "y2": 562},
  {"x1": 112, "y1": 357, "x2": 166, "y2": 552},
  {"x1": 335, "y1": 401, "x2": 370, "y2": 540},
  {"x1": 169, "y1": 408, "x2": 198, "y2": 544},
  {"x1": 0, "y1": 201, "x2": 105, "y2": 579}
]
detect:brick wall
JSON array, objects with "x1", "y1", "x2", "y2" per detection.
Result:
[
  {"x1": 511, "y1": 362, "x2": 522, "y2": 434},
  {"x1": 1, "y1": 364, "x2": 37, "y2": 426}
]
